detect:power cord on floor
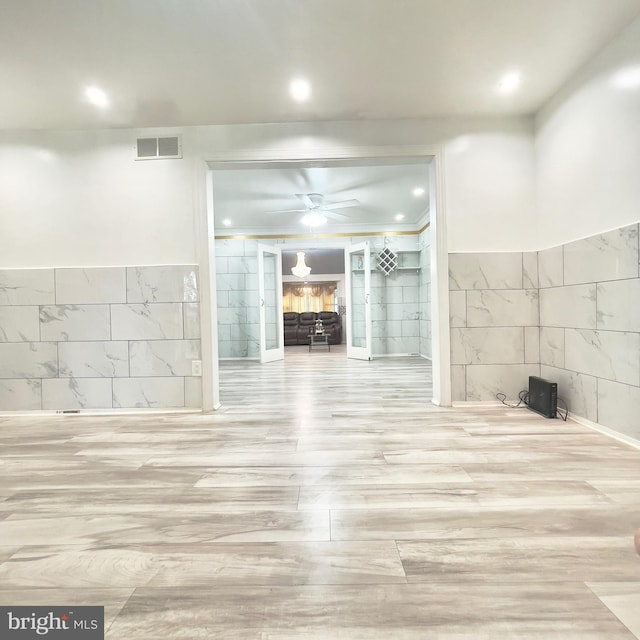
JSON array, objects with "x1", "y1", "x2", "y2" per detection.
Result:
[
  {"x1": 496, "y1": 389, "x2": 570, "y2": 421},
  {"x1": 557, "y1": 397, "x2": 569, "y2": 421},
  {"x1": 495, "y1": 389, "x2": 529, "y2": 409}
]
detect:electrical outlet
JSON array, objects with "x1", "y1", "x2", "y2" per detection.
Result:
[{"x1": 191, "y1": 360, "x2": 202, "y2": 377}]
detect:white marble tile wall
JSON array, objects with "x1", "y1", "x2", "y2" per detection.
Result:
[
  {"x1": 0, "y1": 379, "x2": 42, "y2": 411},
  {"x1": 127, "y1": 266, "x2": 199, "y2": 303},
  {"x1": 111, "y1": 303, "x2": 183, "y2": 340},
  {"x1": 58, "y1": 341, "x2": 129, "y2": 378},
  {"x1": 563, "y1": 224, "x2": 638, "y2": 285},
  {"x1": 0, "y1": 306, "x2": 40, "y2": 342},
  {"x1": 215, "y1": 240, "x2": 259, "y2": 359},
  {"x1": 40, "y1": 305, "x2": 112, "y2": 341},
  {"x1": 539, "y1": 284, "x2": 597, "y2": 329},
  {"x1": 466, "y1": 290, "x2": 538, "y2": 327},
  {"x1": 448, "y1": 250, "x2": 539, "y2": 402},
  {"x1": 451, "y1": 223, "x2": 640, "y2": 443},
  {"x1": 0, "y1": 269, "x2": 55, "y2": 305},
  {"x1": 537, "y1": 224, "x2": 640, "y2": 439},
  {"x1": 596, "y1": 279, "x2": 640, "y2": 332},
  {"x1": 540, "y1": 365, "x2": 598, "y2": 423},
  {"x1": 371, "y1": 253, "x2": 424, "y2": 356},
  {"x1": 465, "y1": 364, "x2": 540, "y2": 402},
  {"x1": 0, "y1": 265, "x2": 200, "y2": 411},
  {"x1": 451, "y1": 327, "x2": 525, "y2": 365},
  {"x1": 55, "y1": 268, "x2": 127, "y2": 304},
  {"x1": 538, "y1": 245, "x2": 564, "y2": 288},
  {"x1": 113, "y1": 377, "x2": 185, "y2": 409},
  {"x1": 449, "y1": 253, "x2": 523, "y2": 290},
  {"x1": 597, "y1": 379, "x2": 640, "y2": 440}
]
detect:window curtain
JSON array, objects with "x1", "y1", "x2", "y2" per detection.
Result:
[{"x1": 283, "y1": 283, "x2": 337, "y2": 313}]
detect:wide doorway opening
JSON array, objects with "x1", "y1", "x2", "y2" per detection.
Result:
[{"x1": 206, "y1": 154, "x2": 448, "y2": 407}]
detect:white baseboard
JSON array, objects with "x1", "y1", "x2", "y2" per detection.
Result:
[
  {"x1": 451, "y1": 400, "x2": 504, "y2": 408},
  {"x1": 0, "y1": 408, "x2": 202, "y2": 417},
  {"x1": 568, "y1": 414, "x2": 640, "y2": 451}
]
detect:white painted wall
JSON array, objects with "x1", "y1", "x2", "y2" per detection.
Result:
[
  {"x1": 0, "y1": 116, "x2": 536, "y2": 268},
  {"x1": 536, "y1": 15, "x2": 640, "y2": 247},
  {"x1": 188, "y1": 118, "x2": 536, "y2": 252},
  {"x1": 0, "y1": 130, "x2": 197, "y2": 268}
]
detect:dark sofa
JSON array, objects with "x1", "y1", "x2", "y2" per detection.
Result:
[{"x1": 283, "y1": 311, "x2": 343, "y2": 345}]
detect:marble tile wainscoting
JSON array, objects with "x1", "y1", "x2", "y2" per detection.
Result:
[
  {"x1": 449, "y1": 222, "x2": 640, "y2": 443},
  {"x1": 539, "y1": 223, "x2": 640, "y2": 441},
  {"x1": 449, "y1": 251, "x2": 540, "y2": 402},
  {"x1": 0, "y1": 266, "x2": 202, "y2": 411}
]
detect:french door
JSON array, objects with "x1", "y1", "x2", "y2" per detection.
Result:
[
  {"x1": 257, "y1": 244, "x2": 284, "y2": 363},
  {"x1": 345, "y1": 241, "x2": 372, "y2": 361}
]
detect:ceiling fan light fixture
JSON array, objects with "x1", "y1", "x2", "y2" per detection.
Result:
[
  {"x1": 301, "y1": 212, "x2": 327, "y2": 227},
  {"x1": 291, "y1": 251, "x2": 311, "y2": 278}
]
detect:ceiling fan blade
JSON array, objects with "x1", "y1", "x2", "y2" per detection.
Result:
[
  {"x1": 295, "y1": 193, "x2": 315, "y2": 209},
  {"x1": 323, "y1": 199, "x2": 360, "y2": 210},
  {"x1": 323, "y1": 211, "x2": 350, "y2": 221}
]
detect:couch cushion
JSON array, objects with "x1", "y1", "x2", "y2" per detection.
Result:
[
  {"x1": 298, "y1": 312, "x2": 317, "y2": 326},
  {"x1": 318, "y1": 311, "x2": 339, "y2": 324}
]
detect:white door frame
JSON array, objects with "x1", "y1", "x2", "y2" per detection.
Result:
[{"x1": 200, "y1": 146, "x2": 451, "y2": 409}]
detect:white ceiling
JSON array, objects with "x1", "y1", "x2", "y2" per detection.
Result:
[
  {"x1": 211, "y1": 161, "x2": 431, "y2": 234},
  {"x1": 2, "y1": 0, "x2": 640, "y2": 131},
  {"x1": 5, "y1": 0, "x2": 640, "y2": 235}
]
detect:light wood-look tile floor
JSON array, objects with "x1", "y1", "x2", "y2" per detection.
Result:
[{"x1": 1, "y1": 348, "x2": 640, "y2": 638}]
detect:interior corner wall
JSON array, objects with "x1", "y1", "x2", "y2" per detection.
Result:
[{"x1": 535, "y1": 14, "x2": 640, "y2": 247}]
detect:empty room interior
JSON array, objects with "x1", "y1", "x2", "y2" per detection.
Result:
[{"x1": 1, "y1": 1, "x2": 640, "y2": 638}]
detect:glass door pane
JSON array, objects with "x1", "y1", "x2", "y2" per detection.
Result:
[
  {"x1": 258, "y1": 244, "x2": 284, "y2": 364},
  {"x1": 345, "y1": 241, "x2": 372, "y2": 361}
]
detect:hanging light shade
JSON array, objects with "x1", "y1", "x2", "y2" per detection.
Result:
[{"x1": 291, "y1": 251, "x2": 311, "y2": 278}]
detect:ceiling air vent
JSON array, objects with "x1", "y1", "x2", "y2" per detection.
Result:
[{"x1": 135, "y1": 136, "x2": 182, "y2": 160}]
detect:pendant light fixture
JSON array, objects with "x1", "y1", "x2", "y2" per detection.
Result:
[{"x1": 291, "y1": 251, "x2": 311, "y2": 278}]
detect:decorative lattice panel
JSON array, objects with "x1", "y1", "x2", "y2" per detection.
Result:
[{"x1": 376, "y1": 247, "x2": 398, "y2": 276}]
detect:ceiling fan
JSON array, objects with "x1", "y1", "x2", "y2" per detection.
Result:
[{"x1": 265, "y1": 192, "x2": 360, "y2": 225}]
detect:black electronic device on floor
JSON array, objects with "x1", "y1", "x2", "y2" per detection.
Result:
[{"x1": 527, "y1": 376, "x2": 558, "y2": 418}]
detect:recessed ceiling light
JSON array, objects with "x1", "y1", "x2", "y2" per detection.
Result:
[
  {"x1": 395, "y1": 213, "x2": 405, "y2": 221},
  {"x1": 84, "y1": 85, "x2": 110, "y2": 108},
  {"x1": 497, "y1": 71, "x2": 522, "y2": 94},
  {"x1": 611, "y1": 66, "x2": 640, "y2": 90},
  {"x1": 222, "y1": 219, "x2": 232, "y2": 227},
  {"x1": 290, "y1": 78, "x2": 311, "y2": 102},
  {"x1": 301, "y1": 212, "x2": 327, "y2": 227},
  {"x1": 412, "y1": 187, "x2": 425, "y2": 197}
]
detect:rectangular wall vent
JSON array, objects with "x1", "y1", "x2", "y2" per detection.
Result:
[{"x1": 135, "y1": 136, "x2": 182, "y2": 160}]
